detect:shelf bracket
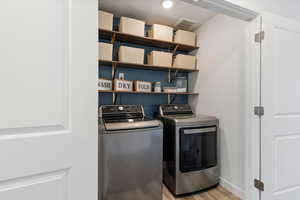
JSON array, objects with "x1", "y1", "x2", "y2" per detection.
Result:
[
  {"x1": 111, "y1": 63, "x2": 117, "y2": 105},
  {"x1": 172, "y1": 44, "x2": 179, "y2": 54},
  {"x1": 170, "y1": 94, "x2": 178, "y2": 104},
  {"x1": 112, "y1": 62, "x2": 117, "y2": 80},
  {"x1": 167, "y1": 94, "x2": 171, "y2": 104},
  {"x1": 111, "y1": 32, "x2": 116, "y2": 44},
  {"x1": 168, "y1": 69, "x2": 179, "y2": 83},
  {"x1": 173, "y1": 69, "x2": 179, "y2": 80},
  {"x1": 112, "y1": 93, "x2": 118, "y2": 104}
]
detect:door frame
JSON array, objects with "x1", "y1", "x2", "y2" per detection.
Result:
[{"x1": 245, "y1": 15, "x2": 263, "y2": 200}]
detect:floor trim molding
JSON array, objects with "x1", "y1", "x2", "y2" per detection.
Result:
[{"x1": 220, "y1": 177, "x2": 246, "y2": 199}]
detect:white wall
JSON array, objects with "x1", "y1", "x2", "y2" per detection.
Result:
[
  {"x1": 227, "y1": 0, "x2": 300, "y2": 21},
  {"x1": 189, "y1": 14, "x2": 248, "y2": 198}
]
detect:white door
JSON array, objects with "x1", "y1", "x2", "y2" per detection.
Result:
[
  {"x1": 261, "y1": 13, "x2": 300, "y2": 200},
  {"x1": 0, "y1": 0, "x2": 98, "y2": 200}
]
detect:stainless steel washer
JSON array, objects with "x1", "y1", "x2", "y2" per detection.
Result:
[
  {"x1": 158, "y1": 104, "x2": 219, "y2": 196},
  {"x1": 99, "y1": 105, "x2": 163, "y2": 200}
]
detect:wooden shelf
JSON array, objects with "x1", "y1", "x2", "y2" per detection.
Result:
[
  {"x1": 99, "y1": 29, "x2": 199, "y2": 52},
  {"x1": 99, "y1": 60, "x2": 199, "y2": 72},
  {"x1": 98, "y1": 90, "x2": 198, "y2": 95}
]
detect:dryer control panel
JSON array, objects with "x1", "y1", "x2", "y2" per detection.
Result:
[{"x1": 159, "y1": 104, "x2": 193, "y2": 116}]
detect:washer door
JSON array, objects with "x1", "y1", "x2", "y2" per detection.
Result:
[{"x1": 179, "y1": 126, "x2": 217, "y2": 172}]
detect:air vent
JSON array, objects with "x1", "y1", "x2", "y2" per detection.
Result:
[{"x1": 174, "y1": 18, "x2": 197, "y2": 31}]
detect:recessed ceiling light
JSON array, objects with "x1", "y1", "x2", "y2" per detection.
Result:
[
  {"x1": 193, "y1": 0, "x2": 199, "y2": 2},
  {"x1": 161, "y1": 0, "x2": 174, "y2": 9}
]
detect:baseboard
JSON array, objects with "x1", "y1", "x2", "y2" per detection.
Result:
[{"x1": 219, "y1": 177, "x2": 246, "y2": 199}]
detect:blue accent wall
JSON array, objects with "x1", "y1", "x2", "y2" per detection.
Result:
[{"x1": 99, "y1": 17, "x2": 189, "y2": 118}]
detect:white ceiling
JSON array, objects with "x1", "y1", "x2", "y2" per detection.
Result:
[{"x1": 99, "y1": 0, "x2": 217, "y2": 30}]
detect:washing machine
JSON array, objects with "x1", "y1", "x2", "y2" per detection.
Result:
[
  {"x1": 158, "y1": 104, "x2": 219, "y2": 196},
  {"x1": 99, "y1": 105, "x2": 163, "y2": 200}
]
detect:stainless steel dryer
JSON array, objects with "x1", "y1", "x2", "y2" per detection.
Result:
[
  {"x1": 158, "y1": 104, "x2": 219, "y2": 196},
  {"x1": 99, "y1": 105, "x2": 163, "y2": 200}
]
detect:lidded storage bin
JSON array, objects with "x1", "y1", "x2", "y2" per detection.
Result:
[
  {"x1": 174, "y1": 30, "x2": 196, "y2": 46},
  {"x1": 99, "y1": 42, "x2": 113, "y2": 61},
  {"x1": 148, "y1": 24, "x2": 174, "y2": 42},
  {"x1": 119, "y1": 17, "x2": 145, "y2": 37},
  {"x1": 134, "y1": 80, "x2": 152, "y2": 92},
  {"x1": 114, "y1": 79, "x2": 133, "y2": 92},
  {"x1": 118, "y1": 46, "x2": 145, "y2": 64},
  {"x1": 98, "y1": 78, "x2": 112, "y2": 91},
  {"x1": 98, "y1": 10, "x2": 113, "y2": 30},
  {"x1": 173, "y1": 54, "x2": 196, "y2": 70},
  {"x1": 148, "y1": 51, "x2": 172, "y2": 67}
]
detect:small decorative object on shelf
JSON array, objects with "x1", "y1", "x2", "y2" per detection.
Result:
[
  {"x1": 134, "y1": 80, "x2": 152, "y2": 92},
  {"x1": 176, "y1": 77, "x2": 188, "y2": 92},
  {"x1": 153, "y1": 82, "x2": 162, "y2": 93},
  {"x1": 119, "y1": 16, "x2": 145, "y2": 37},
  {"x1": 163, "y1": 86, "x2": 177, "y2": 93},
  {"x1": 114, "y1": 79, "x2": 133, "y2": 92},
  {"x1": 98, "y1": 10, "x2": 113, "y2": 31},
  {"x1": 119, "y1": 73, "x2": 125, "y2": 80},
  {"x1": 98, "y1": 78, "x2": 112, "y2": 91}
]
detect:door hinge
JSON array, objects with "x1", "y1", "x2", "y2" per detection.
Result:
[
  {"x1": 254, "y1": 179, "x2": 264, "y2": 191},
  {"x1": 254, "y1": 106, "x2": 264, "y2": 116},
  {"x1": 255, "y1": 31, "x2": 265, "y2": 43}
]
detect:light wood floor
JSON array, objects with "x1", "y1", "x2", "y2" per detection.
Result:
[{"x1": 163, "y1": 185, "x2": 241, "y2": 200}]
